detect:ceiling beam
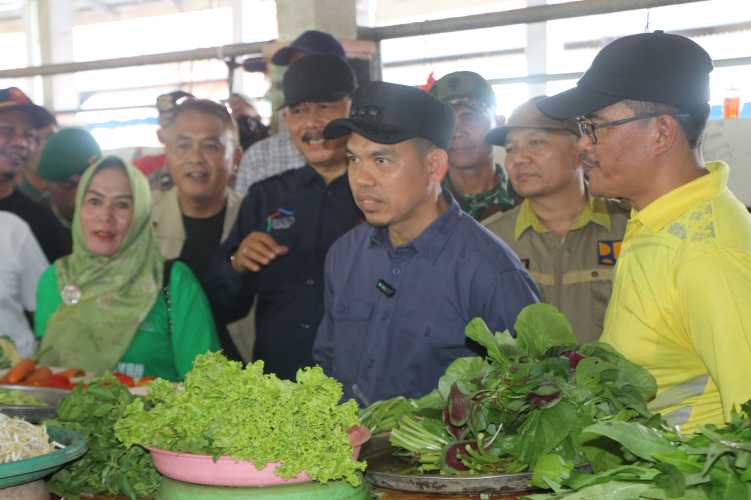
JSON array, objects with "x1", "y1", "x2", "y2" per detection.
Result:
[{"x1": 359, "y1": 0, "x2": 707, "y2": 40}]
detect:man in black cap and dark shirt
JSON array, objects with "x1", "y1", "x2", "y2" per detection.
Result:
[
  {"x1": 234, "y1": 30, "x2": 347, "y2": 194},
  {"x1": 313, "y1": 81, "x2": 539, "y2": 405},
  {"x1": 208, "y1": 54, "x2": 361, "y2": 380},
  {"x1": 538, "y1": 31, "x2": 751, "y2": 432},
  {"x1": 0, "y1": 87, "x2": 69, "y2": 262}
]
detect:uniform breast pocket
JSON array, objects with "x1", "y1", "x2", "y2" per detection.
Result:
[
  {"x1": 399, "y1": 306, "x2": 470, "y2": 355},
  {"x1": 330, "y1": 299, "x2": 373, "y2": 369}
]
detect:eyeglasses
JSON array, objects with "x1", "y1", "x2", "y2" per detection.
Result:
[{"x1": 575, "y1": 112, "x2": 685, "y2": 145}]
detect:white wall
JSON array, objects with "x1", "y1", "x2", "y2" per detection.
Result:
[{"x1": 703, "y1": 119, "x2": 751, "y2": 206}]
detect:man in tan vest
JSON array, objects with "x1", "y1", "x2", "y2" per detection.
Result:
[
  {"x1": 483, "y1": 96, "x2": 628, "y2": 343},
  {"x1": 151, "y1": 98, "x2": 250, "y2": 361}
]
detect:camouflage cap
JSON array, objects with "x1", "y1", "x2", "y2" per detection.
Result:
[{"x1": 430, "y1": 71, "x2": 496, "y2": 112}]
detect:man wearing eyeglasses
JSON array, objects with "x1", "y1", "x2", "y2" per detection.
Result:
[
  {"x1": 539, "y1": 31, "x2": 751, "y2": 433},
  {"x1": 0, "y1": 87, "x2": 69, "y2": 262},
  {"x1": 483, "y1": 97, "x2": 629, "y2": 344}
]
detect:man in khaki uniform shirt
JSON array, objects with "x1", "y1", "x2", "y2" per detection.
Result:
[{"x1": 483, "y1": 97, "x2": 628, "y2": 343}]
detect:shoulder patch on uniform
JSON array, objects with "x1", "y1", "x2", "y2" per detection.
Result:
[{"x1": 597, "y1": 240, "x2": 622, "y2": 266}]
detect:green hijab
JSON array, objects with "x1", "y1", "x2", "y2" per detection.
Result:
[{"x1": 39, "y1": 156, "x2": 164, "y2": 374}]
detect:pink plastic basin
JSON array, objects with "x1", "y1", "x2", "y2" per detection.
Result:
[{"x1": 147, "y1": 426, "x2": 371, "y2": 487}]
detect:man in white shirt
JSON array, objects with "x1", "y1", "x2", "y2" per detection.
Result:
[{"x1": 0, "y1": 211, "x2": 48, "y2": 356}]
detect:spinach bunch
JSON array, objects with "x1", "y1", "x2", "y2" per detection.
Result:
[
  {"x1": 361, "y1": 304, "x2": 657, "y2": 475},
  {"x1": 46, "y1": 374, "x2": 160, "y2": 500},
  {"x1": 526, "y1": 403, "x2": 751, "y2": 499}
]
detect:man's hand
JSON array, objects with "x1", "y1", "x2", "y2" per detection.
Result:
[{"x1": 230, "y1": 232, "x2": 289, "y2": 272}]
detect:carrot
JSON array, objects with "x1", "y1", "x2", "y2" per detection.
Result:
[
  {"x1": 23, "y1": 367, "x2": 53, "y2": 385},
  {"x1": 4, "y1": 358, "x2": 36, "y2": 384},
  {"x1": 58, "y1": 368, "x2": 85, "y2": 379}
]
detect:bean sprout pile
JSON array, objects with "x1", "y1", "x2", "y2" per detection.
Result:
[{"x1": 0, "y1": 413, "x2": 57, "y2": 463}]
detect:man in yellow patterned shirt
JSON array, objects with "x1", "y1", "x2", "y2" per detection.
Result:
[{"x1": 539, "y1": 31, "x2": 751, "y2": 433}]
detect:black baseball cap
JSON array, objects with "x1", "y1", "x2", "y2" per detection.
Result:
[
  {"x1": 0, "y1": 87, "x2": 55, "y2": 128},
  {"x1": 272, "y1": 30, "x2": 346, "y2": 66},
  {"x1": 282, "y1": 55, "x2": 357, "y2": 108},
  {"x1": 538, "y1": 31, "x2": 713, "y2": 120},
  {"x1": 324, "y1": 81, "x2": 456, "y2": 150}
]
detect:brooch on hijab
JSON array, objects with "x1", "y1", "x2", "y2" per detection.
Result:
[{"x1": 61, "y1": 284, "x2": 81, "y2": 305}]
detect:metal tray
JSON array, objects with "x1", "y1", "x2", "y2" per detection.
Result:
[
  {"x1": 0, "y1": 385, "x2": 70, "y2": 423},
  {"x1": 361, "y1": 433, "x2": 539, "y2": 495}
]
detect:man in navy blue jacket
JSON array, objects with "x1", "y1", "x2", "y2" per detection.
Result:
[
  {"x1": 207, "y1": 55, "x2": 361, "y2": 380},
  {"x1": 314, "y1": 81, "x2": 540, "y2": 405}
]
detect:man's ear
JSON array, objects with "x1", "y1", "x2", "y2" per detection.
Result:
[
  {"x1": 427, "y1": 147, "x2": 449, "y2": 183},
  {"x1": 653, "y1": 114, "x2": 680, "y2": 156},
  {"x1": 156, "y1": 128, "x2": 167, "y2": 145}
]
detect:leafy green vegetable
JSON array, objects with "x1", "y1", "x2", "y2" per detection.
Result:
[
  {"x1": 532, "y1": 454, "x2": 575, "y2": 491},
  {"x1": 365, "y1": 304, "x2": 656, "y2": 476},
  {"x1": 515, "y1": 304, "x2": 577, "y2": 358},
  {"x1": 0, "y1": 336, "x2": 20, "y2": 370},
  {"x1": 583, "y1": 421, "x2": 679, "y2": 462},
  {"x1": 359, "y1": 396, "x2": 417, "y2": 434},
  {"x1": 45, "y1": 374, "x2": 160, "y2": 500},
  {"x1": 115, "y1": 352, "x2": 365, "y2": 486},
  {"x1": 0, "y1": 388, "x2": 46, "y2": 407},
  {"x1": 525, "y1": 402, "x2": 751, "y2": 499}
]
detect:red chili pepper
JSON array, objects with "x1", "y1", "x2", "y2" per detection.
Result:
[
  {"x1": 112, "y1": 371, "x2": 136, "y2": 387},
  {"x1": 136, "y1": 376, "x2": 155, "y2": 387},
  {"x1": 46, "y1": 373, "x2": 74, "y2": 390}
]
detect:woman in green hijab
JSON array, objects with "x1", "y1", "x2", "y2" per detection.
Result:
[{"x1": 34, "y1": 156, "x2": 219, "y2": 381}]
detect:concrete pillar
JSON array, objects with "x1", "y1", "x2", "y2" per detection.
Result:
[
  {"x1": 22, "y1": 1, "x2": 41, "y2": 100},
  {"x1": 275, "y1": 0, "x2": 357, "y2": 40},
  {"x1": 229, "y1": 0, "x2": 245, "y2": 95},
  {"x1": 36, "y1": 0, "x2": 78, "y2": 113},
  {"x1": 526, "y1": 0, "x2": 548, "y2": 97}
]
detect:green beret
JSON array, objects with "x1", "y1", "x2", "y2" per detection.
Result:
[{"x1": 37, "y1": 128, "x2": 102, "y2": 181}]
